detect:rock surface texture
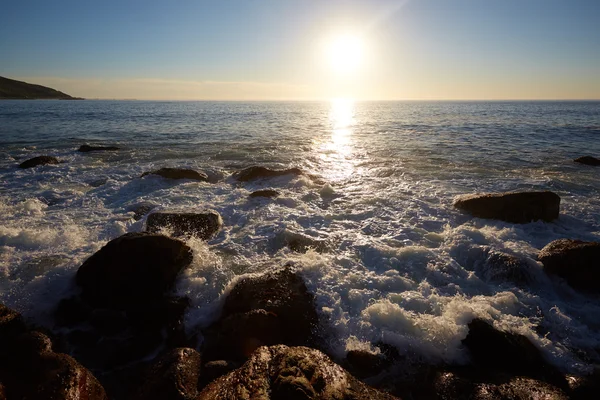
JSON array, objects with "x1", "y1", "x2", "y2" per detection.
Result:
[
  {"x1": 146, "y1": 211, "x2": 223, "y2": 239},
  {"x1": 18, "y1": 155, "x2": 60, "y2": 169},
  {"x1": 454, "y1": 191, "x2": 560, "y2": 223},
  {"x1": 538, "y1": 239, "x2": 600, "y2": 292}
]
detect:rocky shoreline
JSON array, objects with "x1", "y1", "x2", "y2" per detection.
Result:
[{"x1": 2, "y1": 147, "x2": 600, "y2": 399}]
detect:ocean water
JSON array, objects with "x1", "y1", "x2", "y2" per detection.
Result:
[{"x1": 1, "y1": 100, "x2": 599, "y2": 374}]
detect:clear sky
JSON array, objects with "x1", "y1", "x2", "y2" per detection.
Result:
[{"x1": 1, "y1": 0, "x2": 599, "y2": 100}]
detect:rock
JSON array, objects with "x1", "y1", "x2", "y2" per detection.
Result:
[
  {"x1": 0, "y1": 303, "x2": 26, "y2": 343},
  {"x1": 479, "y1": 251, "x2": 532, "y2": 286},
  {"x1": 142, "y1": 168, "x2": 208, "y2": 182},
  {"x1": 454, "y1": 191, "x2": 560, "y2": 223},
  {"x1": 202, "y1": 268, "x2": 318, "y2": 362},
  {"x1": 146, "y1": 211, "x2": 222, "y2": 239},
  {"x1": 75, "y1": 232, "x2": 193, "y2": 309},
  {"x1": 346, "y1": 350, "x2": 388, "y2": 378},
  {"x1": 286, "y1": 234, "x2": 328, "y2": 253},
  {"x1": 574, "y1": 156, "x2": 600, "y2": 166},
  {"x1": 249, "y1": 189, "x2": 280, "y2": 198},
  {"x1": 135, "y1": 348, "x2": 201, "y2": 400},
  {"x1": 55, "y1": 296, "x2": 93, "y2": 326},
  {"x1": 78, "y1": 144, "x2": 120, "y2": 152},
  {"x1": 234, "y1": 166, "x2": 303, "y2": 182},
  {"x1": 538, "y1": 239, "x2": 600, "y2": 292},
  {"x1": 462, "y1": 318, "x2": 563, "y2": 385},
  {"x1": 197, "y1": 345, "x2": 398, "y2": 400},
  {"x1": 18, "y1": 155, "x2": 60, "y2": 169},
  {"x1": 201, "y1": 360, "x2": 239, "y2": 386},
  {"x1": 129, "y1": 203, "x2": 156, "y2": 221}
]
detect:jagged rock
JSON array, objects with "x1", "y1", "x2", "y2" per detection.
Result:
[
  {"x1": 462, "y1": 319, "x2": 563, "y2": 385},
  {"x1": 202, "y1": 268, "x2": 318, "y2": 362},
  {"x1": 249, "y1": 189, "x2": 280, "y2": 198},
  {"x1": 146, "y1": 211, "x2": 222, "y2": 239},
  {"x1": 538, "y1": 239, "x2": 600, "y2": 292},
  {"x1": 234, "y1": 166, "x2": 303, "y2": 182},
  {"x1": 135, "y1": 348, "x2": 201, "y2": 400},
  {"x1": 574, "y1": 156, "x2": 600, "y2": 166},
  {"x1": 200, "y1": 360, "x2": 239, "y2": 386},
  {"x1": 197, "y1": 345, "x2": 398, "y2": 400},
  {"x1": 141, "y1": 167, "x2": 208, "y2": 181},
  {"x1": 286, "y1": 234, "x2": 328, "y2": 253},
  {"x1": 479, "y1": 252, "x2": 532, "y2": 286},
  {"x1": 75, "y1": 232, "x2": 192, "y2": 309},
  {"x1": 454, "y1": 191, "x2": 560, "y2": 223},
  {"x1": 18, "y1": 155, "x2": 60, "y2": 169},
  {"x1": 346, "y1": 350, "x2": 389, "y2": 378},
  {"x1": 78, "y1": 145, "x2": 120, "y2": 152}
]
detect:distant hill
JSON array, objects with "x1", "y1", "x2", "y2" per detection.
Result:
[{"x1": 0, "y1": 76, "x2": 83, "y2": 100}]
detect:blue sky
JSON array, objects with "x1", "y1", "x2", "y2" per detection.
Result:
[{"x1": 1, "y1": 0, "x2": 599, "y2": 99}]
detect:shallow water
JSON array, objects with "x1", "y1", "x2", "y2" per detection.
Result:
[{"x1": 1, "y1": 100, "x2": 599, "y2": 373}]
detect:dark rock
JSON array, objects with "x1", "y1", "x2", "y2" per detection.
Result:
[
  {"x1": 75, "y1": 232, "x2": 193, "y2": 309},
  {"x1": 574, "y1": 156, "x2": 600, "y2": 166},
  {"x1": 249, "y1": 189, "x2": 280, "y2": 198},
  {"x1": 286, "y1": 234, "x2": 328, "y2": 253},
  {"x1": 146, "y1": 211, "x2": 222, "y2": 239},
  {"x1": 202, "y1": 267, "x2": 318, "y2": 362},
  {"x1": 78, "y1": 144, "x2": 120, "y2": 152},
  {"x1": 234, "y1": 166, "x2": 303, "y2": 182},
  {"x1": 129, "y1": 203, "x2": 156, "y2": 221},
  {"x1": 538, "y1": 239, "x2": 600, "y2": 292},
  {"x1": 18, "y1": 155, "x2": 60, "y2": 169},
  {"x1": 135, "y1": 348, "x2": 201, "y2": 400},
  {"x1": 454, "y1": 191, "x2": 560, "y2": 223},
  {"x1": 480, "y1": 251, "x2": 532, "y2": 286},
  {"x1": 55, "y1": 296, "x2": 93, "y2": 326},
  {"x1": 0, "y1": 303, "x2": 26, "y2": 343},
  {"x1": 142, "y1": 167, "x2": 208, "y2": 182},
  {"x1": 569, "y1": 369, "x2": 600, "y2": 399},
  {"x1": 197, "y1": 345, "x2": 398, "y2": 400},
  {"x1": 462, "y1": 318, "x2": 564, "y2": 385},
  {"x1": 346, "y1": 350, "x2": 388, "y2": 378},
  {"x1": 201, "y1": 360, "x2": 239, "y2": 386},
  {"x1": 89, "y1": 308, "x2": 129, "y2": 336}
]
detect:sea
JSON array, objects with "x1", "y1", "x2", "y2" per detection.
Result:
[{"x1": 1, "y1": 100, "x2": 599, "y2": 374}]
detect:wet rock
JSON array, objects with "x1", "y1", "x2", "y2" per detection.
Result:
[
  {"x1": 346, "y1": 350, "x2": 388, "y2": 378},
  {"x1": 18, "y1": 155, "x2": 60, "y2": 169},
  {"x1": 75, "y1": 232, "x2": 193, "y2": 309},
  {"x1": 55, "y1": 296, "x2": 93, "y2": 326},
  {"x1": 146, "y1": 211, "x2": 222, "y2": 239},
  {"x1": 249, "y1": 189, "x2": 280, "y2": 198},
  {"x1": 78, "y1": 144, "x2": 120, "y2": 152},
  {"x1": 0, "y1": 303, "x2": 26, "y2": 343},
  {"x1": 202, "y1": 267, "x2": 318, "y2": 362},
  {"x1": 454, "y1": 191, "x2": 560, "y2": 223},
  {"x1": 574, "y1": 156, "x2": 600, "y2": 166},
  {"x1": 197, "y1": 345, "x2": 398, "y2": 400},
  {"x1": 286, "y1": 234, "x2": 328, "y2": 253},
  {"x1": 129, "y1": 203, "x2": 156, "y2": 221},
  {"x1": 234, "y1": 166, "x2": 303, "y2": 182},
  {"x1": 135, "y1": 348, "x2": 201, "y2": 400},
  {"x1": 201, "y1": 360, "x2": 239, "y2": 386},
  {"x1": 538, "y1": 239, "x2": 600, "y2": 293},
  {"x1": 462, "y1": 318, "x2": 563, "y2": 385},
  {"x1": 480, "y1": 251, "x2": 532, "y2": 286},
  {"x1": 141, "y1": 167, "x2": 208, "y2": 181}
]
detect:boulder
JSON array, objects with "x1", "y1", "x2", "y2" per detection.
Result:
[
  {"x1": 135, "y1": 348, "x2": 201, "y2": 400},
  {"x1": 345, "y1": 350, "x2": 389, "y2": 379},
  {"x1": 538, "y1": 239, "x2": 600, "y2": 292},
  {"x1": 479, "y1": 251, "x2": 532, "y2": 286},
  {"x1": 75, "y1": 232, "x2": 193, "y2": 309},
  {"x1": 202, "y1": 268, "x2": 318, "y2": 362},
  {"x1": 454, "y1": 191, "x2": 560, "y2": 223},
  {"x1": 249, "y1": 189, "x2": 280, "y2": 198},
  {"x1": 234, "y1": 166, "x2": 303, "y2": 182},
  {"x1": 18, "y1": 155, "x2": 60, "y2": 169},
  {"x1": 197, "y1": 345, "x2": 398, "y2": 400},
  {"x1": 146, "y1": 211, "x2": 222, "y2": 239},
  {"x1": 78, "y1": 144, "x2": 120, "y2": 152},
  {"x1": 141, "y1": 168, "x2": 208, "y2": 182},
  {"x1": 574, "y1": 156, "x2": 600, "y2": 166},
  {"x1": 462, "y1": 318, "x2": 563, "y2": 385}
]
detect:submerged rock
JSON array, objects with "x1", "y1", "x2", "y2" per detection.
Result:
[
  {"x1": 18, "y1": 155, "x2": 60, "y2": 169},
  {"x1": 574, "y1": 156, "x2": 600, "y2": 166},
  {"x1": 345, "y1": 350, "x2": 390, "y2": 379},
  {"x1": 462, "y1": 318, "x2": 563, "y2": 385},
  {"x1": 128, "y1": 203, "x2": 157, "y2": 221},
  {"x1": 233, "y1": 166, "x2": 303, "y2": 182},
  {"x1": 454, "y1": 191, "x2": 560, "y2": 223},
  {"x1": 146, "y1": 211, "x2": 222, "y2": 239},
  {"x1": 202, "y1": 267, "x2": 318, "y2": 362},
  {"x1": 479, "y1": 251, "x2": 532, "y2": 286},
  {"x1": 538, "y1": 239, "x2": 600, "y2": 292},
  {"x1": 135, "y1": 348, "x2": 201, "y2": 400},
  {"x1": 78, "y1": 144, "x2": 120, "y2": 152},
  {"x1": 141, "y1": 167, "x2": 209, "y2": 182},
  {"x1": 76, "y1": 232, "x2": 193, "y2": 309},
  {"x1": 249, "y1": 189, "x2": 280, "y2": 198},
  {"x1": 197, "y1": 345, "x2": 398, "y2": 400}
]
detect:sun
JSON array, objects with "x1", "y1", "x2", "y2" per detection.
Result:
[{"x1": 324, "y1": 33, "x2": 365, "y2": 75}]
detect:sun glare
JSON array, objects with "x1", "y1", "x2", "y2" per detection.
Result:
[{"x1": 324, "y1": 33, "x2": 365, "y2": 75}]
